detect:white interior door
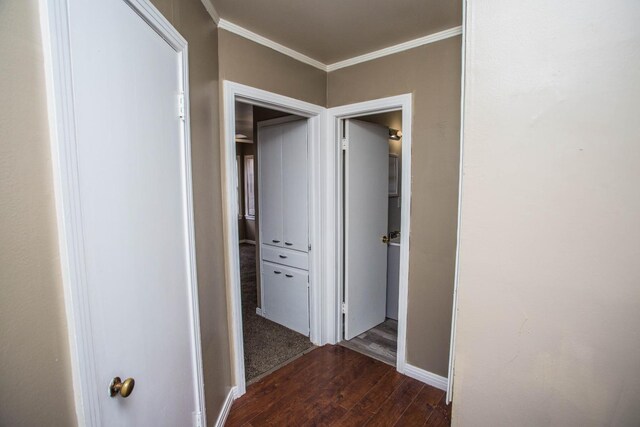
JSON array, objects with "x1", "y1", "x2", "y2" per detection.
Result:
[
  {"x1": 67, "y1": 0, "x2": 199, "y2": 424},
  {"x1": 344, "y1": 120, "x2": 389, "y2": 340}
]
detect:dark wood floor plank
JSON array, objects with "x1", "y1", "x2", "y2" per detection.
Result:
[
  {"x1": 393, "y1": 384, "x2": 439, "y2": 426},
  {"x1": 335, "y1": 356, "x2": 392, "y2": 410},
  {"x1": 353, "y1": 370, "x2": 406, "y2": 414},
  {"x1": 364, "y1": 378, "x2": 424, "y2": 427},
  {"x1": 425, "y1": 408, "x2": 450, "y2": 427},
  {"x1": 227, "y1": 346, "x2": 342, "y2": 426},
  {"x1": 225, "y1": 345, "x2": 451, "y2": 427},
  {"x1": 249, "y1": 346, "x2": 361, "y2": 426}
]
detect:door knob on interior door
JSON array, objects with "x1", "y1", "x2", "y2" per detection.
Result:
[
  {"x1": 381, "y1": 235, "x2": 389, "y2": 244},
  {"x1": 109, "y1": 376, "x2": 135, "y2": 398}
]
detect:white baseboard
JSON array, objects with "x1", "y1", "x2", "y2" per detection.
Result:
[
  {"x1": 239, "y1": 239, "x2": 256, "y2": 245},
  {"x1": 403, "y1": 363, "x2": 448, "y2": 391},
  {"x1": 214, "y1": 386, "x2": 237, "y2": 427},
  {"x1": 255, "y1": 307, "x2": 263, "y2": 316}
]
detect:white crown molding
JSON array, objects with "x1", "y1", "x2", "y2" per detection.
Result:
[
  {"x1": 326, "y1": 26, "x2": 463, "y2": 72},
  {"x1": 218, "y1": 19, "x2": 327, "y2": 71},
  {"x1": 200, "y1": 0, "x2": 220, "y2": 24},
  {"x1": 200, "y1": 0, "x2": 461, "y2": 73}
]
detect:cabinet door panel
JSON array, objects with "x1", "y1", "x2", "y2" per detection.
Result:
[
  {"x1": 282, "y1": 120, "x2": 309, "y2": 252},
  {"x1": 258, "y1": 125, "x2": 283, "y2": 247},
  {"x1": 262, "y1": 261, "x2": 309, "y2": 336}
]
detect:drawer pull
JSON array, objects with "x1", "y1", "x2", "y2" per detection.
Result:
[
  {"x1": 279, "y1": 255, "x2": 287, "y2": 259},
  {"x1": 274, "y1": 270, "x2": 282, "y2": 274},
  {"x1": 284, "y1": 242, "x2": 293, "y2": 246},
  {"x1": 272, "y1": 239, "x2": 281, "y2": 243},
  {"x1": 285, "y1": 274, "x2": 294, "y2": 278}
]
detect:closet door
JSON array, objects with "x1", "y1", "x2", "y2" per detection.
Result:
[
  {"x1": 259, "y1": 124, "x2": 284, "y2": 247},
  {"x1": 262, "y1": 261, "x2": 309, "y2": 335},
  {"x1": 281, "y1": 120, "x2": 309, "y2": 252}
]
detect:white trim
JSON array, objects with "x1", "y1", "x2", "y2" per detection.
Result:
[
  {"x1": 199, "y1": 0, "x2": 220, "y2": 25},
  {"x1": 239, "y1": 239, "x2": 256, "y2": 245},
  {"x1": 218, "y1": 19, "x2": 326, "y2": 71},
  {"x1": 222, "y1": 81, "x2": 326, "y2": 397},
  {"x1": 215, "y1": 15, "x2": 460, "y2": 73},
  {"x1": 255, "y1": 307, "x2": 263, "y2": 317},
  {"x1": 214, "y1": 387, "x2": 237, "y2": 427},
  {"x1": 403, "y1": 364, "x2": 448, "y2": 392},
  {"x1": 326, "y1": 26, "x2": 463, "y2": 71},
  {"x1": 256, "y1": 115, "x2": 304, "y2": 128},
  {"x1": 40, "y1": 0, "x2": 206, "y2": 425},
  {"x1": 325, "y1": 94, "x2": 412, "y2": 376},
  {"x1": 447, "y1": 0, "x2": 468, "y2": 406}
]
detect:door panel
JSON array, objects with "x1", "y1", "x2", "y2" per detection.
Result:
[
  {"x1": 68, "y1": 0, "x2": 196, "y2": 424},
  {"x1": 262, "y1": 262, "x2": 309, "y2": 335},
  {"x1": 282, "y1": 120, "x2": 309, "y2": 252},
  {"x1": 344, "y1": 120, "x2": 389, "y2": 340},
  {"x1": 258, "y1": 125, "x2": 284, "y2": 247}
]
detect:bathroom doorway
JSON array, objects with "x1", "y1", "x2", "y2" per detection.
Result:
[
  {"x1": 327, "y1": 94, "x2": 413, "y2": 374},
  {"x1": 338, "y1": 111, "x2": 403, "y2": 367}
]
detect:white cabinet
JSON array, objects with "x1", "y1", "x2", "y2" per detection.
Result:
[
  {"x1": 261, "y1": 261, "x2": 309, "y2": 335},
  {"x1": 258, "y1": 124, "x2": 284, "y2": 246},
  {"x1": 258, "y1": 119, "x2": 308, "y2": 251},
  {"x1": 258, "y1": 118, "x2": 310, "y2": 336},
  {"x1": 281, "y1": 122, "x2": 309, "y2": 252}
]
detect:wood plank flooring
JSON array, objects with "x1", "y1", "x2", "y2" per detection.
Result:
[
  {"x1": 226, "y1": 345, "x2": 451, "y2": 426},
  {"x1": 339, "y1": 319, "x2": 398, "y2": 366}
]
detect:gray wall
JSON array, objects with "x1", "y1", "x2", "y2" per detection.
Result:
[
  {"x1": 0, "y1": 1, "x2": 77, "y2": 425},
  {"x1": 453, "y1": 0, "x2": 640, "y2": 425},
  {"x1": 328, "y1": 36, "x2": 462, "y2": 377},
  {"x1": 218, "y1": 29, "x2": 327, "y2": 106}
]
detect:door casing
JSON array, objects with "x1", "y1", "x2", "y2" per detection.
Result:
[
  {"x1": 39, "y1": 0, "x2": 206, "y2": 425},
  {"x1": 325, "y1": 94, "x2": 413, "y2": 375},
  {"x1": 221, "y1": 81, "x2": 325, "y2": 397}
]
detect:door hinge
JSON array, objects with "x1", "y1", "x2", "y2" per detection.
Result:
[
  {"x1": 341, "y1": 138, "x2": 348, "y2": 150},
  {"x1": 308, "y1": 243, "x2": 312, "y2": 251},
  {"x1": 193, "y1": 411, "x2": 204, "y2": 427},
  {"x1": 178, "y1": 93, "x2": 185, "y2": 120},
  {"x1": 341, "y1": 302, "x2": 346, "y2": 314}
]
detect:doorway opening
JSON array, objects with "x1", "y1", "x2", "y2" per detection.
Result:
[
  {"x1": 326, "y1": 94, "x2": 414, "y2": 378},
  {"x1": 234, "y1": 101, "x2": 314, "y2": 384},
  {"x1": 222, "y1": 81, "x2": 325, "y2": 396},
  {"x1": 338, "y1": 111, "x2": 403, "y2": 367}
]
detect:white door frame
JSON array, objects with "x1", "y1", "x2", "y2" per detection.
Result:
[
  {"x1": 325, "y1": 94, "x2": 413, "y2": 374},
  {"x1": 221, "y1": 81, "x2": 325, "y2": 396},
  {"x1": 39, "y1": 0, "x2": 206, "y2": 425}
]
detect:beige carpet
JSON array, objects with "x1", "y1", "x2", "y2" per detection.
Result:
[{"x1": 239, "y1": 244, "x2": 314, "y2": 382}]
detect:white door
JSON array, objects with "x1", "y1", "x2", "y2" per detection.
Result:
[
  {"x1": 282, "y1": 120, "x2": 309, "y2": 252},
  {"x1": 262, "y1": 262, "x2": 310, "y2": 335},
  {"x1": 67, "y1": 0, "x2": 200, "y2": 425},
  {"x1": 344, "y1": 120, "x2": 390, "y2": 340},
  {"x1": 258, "y1": 124, "x2": 284, "y2": 246}
]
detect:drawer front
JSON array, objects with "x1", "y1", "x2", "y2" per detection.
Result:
[
  {"x1": 261, "y1": 244, "x2": 308, "y2": 270},
  {"x1": 261, "y1": 262, "x2": 309, "y2": 336}
]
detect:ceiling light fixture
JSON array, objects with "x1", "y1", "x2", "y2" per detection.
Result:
[{"x1": 389, "y1": 128, "x2": 402, "y2": 140}]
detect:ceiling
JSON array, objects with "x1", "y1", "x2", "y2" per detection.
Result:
[{"x1": 211, "y1": 0, "x2": 462, "y2": 64}]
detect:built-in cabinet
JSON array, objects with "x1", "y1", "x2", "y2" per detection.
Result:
[{"x1": 258, "y1": 118, "x2": 309, "y2": 336}]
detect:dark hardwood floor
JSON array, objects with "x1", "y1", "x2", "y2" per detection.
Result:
[{"x1": 226, "y1": 345, "x2": 452, "y2": 426}]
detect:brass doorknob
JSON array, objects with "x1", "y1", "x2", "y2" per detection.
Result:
[
  {"x1": 381, "y1": 235, "x2": 389, "y2": 244},
  {"x1": 109, "y1": 376, "x2": 135, "y2": 398}
]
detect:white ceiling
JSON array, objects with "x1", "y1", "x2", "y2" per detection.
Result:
[{"x1": 210, "y1": 0, "x2": 462, "y2": 64}]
